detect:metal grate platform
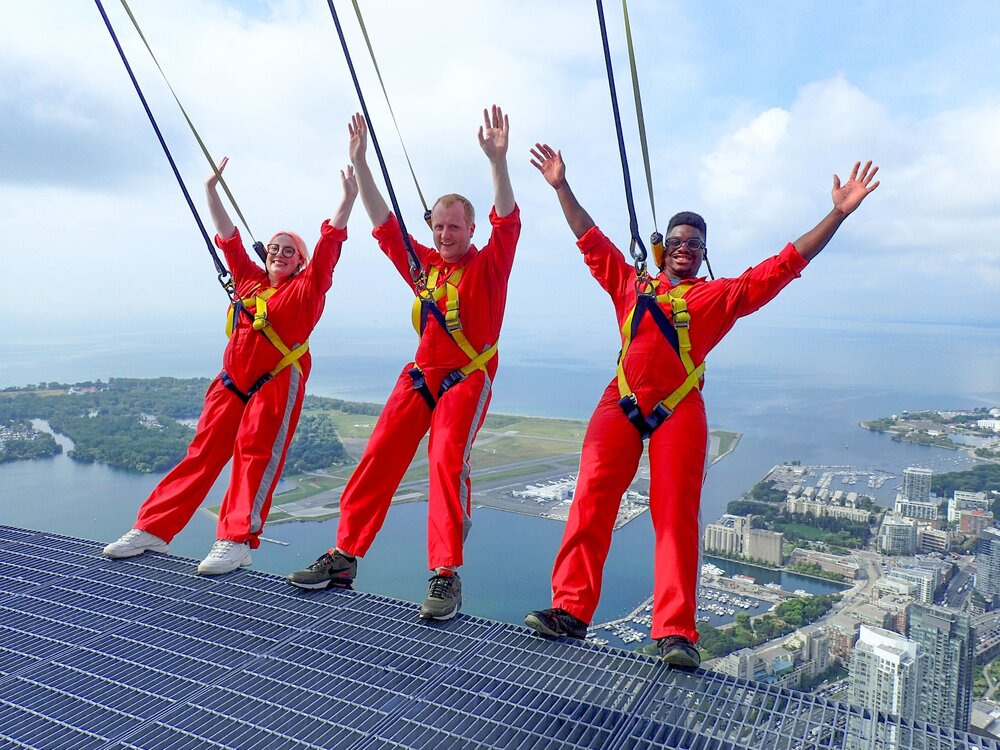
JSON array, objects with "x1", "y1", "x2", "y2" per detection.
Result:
[{"x1": 0, "y1": 524, "x2": 995, "y2": 749}]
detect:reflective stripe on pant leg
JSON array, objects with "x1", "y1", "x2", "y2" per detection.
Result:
[
  {"x1": 550, "y1": 382, "x2": 643, "y2": 624},
  {"x1": 216, "y1": 367, "x2": 302, "y2": 547},
  {"x1": 250, "y1": 365, "x2": 303, "y2": 536},
  {"x1": 647, "y1": 393, "x2": 707, "y2": 642},
  {"x1": 426, "y1": 369, "x2": 492, "y2": 569}
]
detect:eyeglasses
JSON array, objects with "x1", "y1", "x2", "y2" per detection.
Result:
[
  {"x1": 266, "y1": 244, "x2": 298, "y2": 258},
  {"x1": 664, "y1": 237, "x2": 705, "y2": 252}
]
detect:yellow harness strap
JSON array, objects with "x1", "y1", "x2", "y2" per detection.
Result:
[
  {"x1": 410, "y1": 265, "x2": 498, "y2": 376},
  {"x1": 616, "y1": 283, "x2": 705, "y2": 418},
  {"x1": 226, "y1": 285, "x2": 308, "y2": 377}
]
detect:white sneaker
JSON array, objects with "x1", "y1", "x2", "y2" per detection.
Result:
[
  {"x1": 103, "y1": 529, "x2": 169, "y2": 558},
  {"x1": 197, "y1": 539, "x2": 251, "y2": 575}
]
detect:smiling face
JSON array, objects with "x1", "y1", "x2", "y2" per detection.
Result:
[
  {"x1": 661, "y1": 224, "x2": 706, "y2": 279},
  {"x1": 431, "y1": 200, "x2": 475, "y2": 264},
  {"x1": 266, "y1": 233, "x2": 304, "y2": 284}
]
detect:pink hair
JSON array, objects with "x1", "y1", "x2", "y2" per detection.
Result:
[{"x1": 269, "y1": 231, "x2": 310, "y2": 266}]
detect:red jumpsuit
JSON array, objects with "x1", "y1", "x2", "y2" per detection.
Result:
[
  {"x1": 551, "y1": 226, "x2": 808, "y2": 642},
  {"x1": 135, "y1": 223, "x2": 346, "y2": 548},
  {"x1": 336, "y1": 207, "x2": 520, "y2": 569}
]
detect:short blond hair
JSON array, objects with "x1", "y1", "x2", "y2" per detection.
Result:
[{"x1": 432, "y1": 193, "x2": 475, "y2": 225}]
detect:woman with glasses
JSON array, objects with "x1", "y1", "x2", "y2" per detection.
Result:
[
  {"x1": 523, "y1": 143, "x2": 878, "y2": 670},
  {"x1": 104, "y1": 157, "x2": 358, "y2": 574}
]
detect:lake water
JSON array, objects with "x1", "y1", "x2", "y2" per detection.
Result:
[{"x1": 1, "y1": 317, "x2": 998, "y2": 629}]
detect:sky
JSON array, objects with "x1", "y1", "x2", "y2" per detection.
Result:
[{"x1": 3, "y1": 0, "x2": 1000, "y2": 387}]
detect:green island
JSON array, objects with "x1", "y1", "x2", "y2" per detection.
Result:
[
  {"x1": 861, "y1": 408, "x2": 1000, "y2": 459},
  {"x1": 0, "y1": 377, "x2": 741, "y2": 527}
]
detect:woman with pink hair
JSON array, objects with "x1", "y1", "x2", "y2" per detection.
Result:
[{"x1": 104, "y1": 157, "x2": 358, "y2": 574}]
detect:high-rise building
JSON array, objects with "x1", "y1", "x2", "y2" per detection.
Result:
[
  {"x1": 976, "y1": 527, "x2": 1000, "y2": 606},
  {"x1": 848, "y1": 625, "x2": 922, "y2": 719},
  {"x1": 702, "y1": 513, "x2": 784, "y2": 565},
  {"x1": 878, "y1": 513, "x2": 918, "y2": 555},
  {"x1": 907, "y1": 602, "x2": 975, "y2": 731},
  {"x1": 901, "y1": 466, "x2": 933, "y2": 502}
]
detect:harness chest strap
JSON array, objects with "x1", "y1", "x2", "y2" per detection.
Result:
[
  {"x1": 616, "y1": 283, "x2": 705, "y2": 429},
  {"x1": 226, "y1": 284, "x2": 309, "y2": 378},
  {"x1": 410, "y1": 265, "x2": 498, "y2": 378}
]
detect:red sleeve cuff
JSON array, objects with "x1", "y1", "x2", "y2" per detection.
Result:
[
  {"x1": 576, "y1": 225, "x2": 607, "y2": 251},
  {"x1": 372, "y1": 213, "x2": 399, "y2": 242},
  {"x1": 320, "y1": 221, "x2": 348, "y2": 241},
  {"x1": 781, "y1": 242, "x2": 810, "y2": 272},
  {"x1": 214, "y1": 226, "x2": 243, "y2": 251},
  {"x1": 489, "y1": 204, "x2": 521, "y2": 226}
]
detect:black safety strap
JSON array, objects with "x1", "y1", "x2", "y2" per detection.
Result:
[
  {"x1": 220, "y1": 370, "x2": 272, "y2": 403},
  {"x1": 324, "y1": 0, "x2": 425, "y2": 284},
  {"x1": 117, "y1": 0, "x2": 265, "y2": 262},
  {"x1": 349, "y1": 0, "x2": 432, "y2": 225},
  {"x1": 595, "y1": 0, "x2": 647, "y2": 274},
  {"x1": 94, "y1": 0, "x2": 235, "y2": 299}
]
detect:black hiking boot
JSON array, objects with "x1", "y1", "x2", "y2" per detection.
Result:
[
  {"x1": 657, "y1": 635, "x2": 700, "y2": 671},
  {"x1": 524, "y1": 607, "x2": 588, "y2": 640}
]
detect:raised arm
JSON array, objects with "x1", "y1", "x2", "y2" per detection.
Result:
[
  {"x1": 530, "y1": 144, "x2": 595, "y2": 239},
  {"x1": 329, "y1": 165, "x2": 359, "y2": 230},
  {"x1": 205, "y1": 156, "x2": 236, "y2": 240},
  {"x1": 794, "y1": 160, "x2": 880, "y2": 261},
  {"x1": 348, "y1": 113, "x2": 391, "y2": 227},
  {"x1": 478, "y1": 104, "x2": 515, "y2": 218}
]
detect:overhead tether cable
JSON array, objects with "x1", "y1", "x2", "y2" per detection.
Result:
[
  {"x1": 93, "y1": 0, "x2": 235, "y2": 299},
  {"x1": 324, "y1": 0, "x2": 425, "y2": 285},
  {"x1": 348, "y1": 0, "x2": 432, "y2": 224},
  {"x1": 594, "y1": 0, "x2": 649, "y2": 278},
  {"x1": 596, "y1": 0, "x2": 715, "y2": 280},
  {"x1": 620, "y1": 0, "x2": 658, "y2": 241},
  {"x1": 116, "y1": 0, "x2": 265, "y2": 262}
]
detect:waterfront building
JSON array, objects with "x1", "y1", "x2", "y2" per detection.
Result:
[
  {"x1": 877, "y1": 513, "x2": 918, "y2": 555},
  {"x1": 902, "y1": 466, "x2": 933, "y2": 503},
  {"x1": 950, "y1": 490, "x2": 990, "y2": 523},
  {"x1": 702, "y1": 514, "x2": 784, "y2": 566},
  {"x1": 894, "y1": 495, "x2": 939, "y2": 521},
  {"x1": 975, "y1": 527, "x2": 1000, "y2": 607},
  {"x1": 785, "y1": 494, "x2": 871, "y2": 523},
  {"x1": 977, "y1": 419, "x2": 1000, "y2": 432},
  {"x1": 847, "y1": 625, "x2": 922, "y2": 720},
  {"x1": 787, "y1": 548, "x2": 860, "y2": 579},
  {"x1": 907, "y1": 602, "x2": 975, "y2": 731}
]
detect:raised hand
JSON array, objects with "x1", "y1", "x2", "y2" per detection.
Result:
[
  {"x1": 529, "y1": 143, "x2": 565, "y2": 189},
  {"x1": 478, "y1": 104, "x2": 509, "y2": 163},
  {"x1": 206, "y1": 155, "x2": 228, "y2": 189},
  {"x1": 348, "y1": 113, "x2": 368, "y2": 166},
  {"x1": 832, "y1": 160, "x2": 880, "y2": 216},
  {"x1": 341, "y1": 164, "x2": 358, "y2": 201}
]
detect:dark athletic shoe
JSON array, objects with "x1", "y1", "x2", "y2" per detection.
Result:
[
  {"x1": 287, "y1": 549, "x2": 357, "y2": 589},
  {"x1": 657, "y1": 636, "x2": 700, "y2": 671},
  {"x1": 524, "y1": 607, "x2": 587, "y2": 640},
  {"x1": 419, "y1": 571, "x2": 462, "y2": 620}
]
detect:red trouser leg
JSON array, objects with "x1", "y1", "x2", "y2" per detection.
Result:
[
  {"x1": 336, "y1": 367, "x2": 432, "y2": 557},
  {"x1": 426, "y1": 370, "x2": 492, "y2": 569},
  {"x1": 216, "y1": 366, "x2": 305, "y2": 549},
  {"x1": 551, "y1": 382, "x2": 643, "y2": 624},
  {"x1": 647, "y1": 393, "x2": 707, "y2": 642},
  {"x1": 135, "y1": 378, "x2": 244, "y2": 542}
]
